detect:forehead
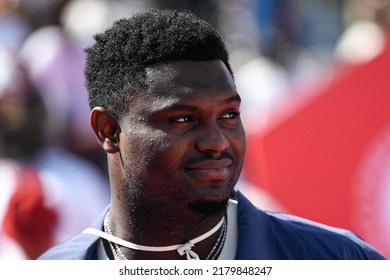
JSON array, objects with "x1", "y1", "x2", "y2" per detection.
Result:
[
  {"x1": 147, "y1": 60, "x2": 235, "y2": 92},
  {"x1": 135, "y1": 60, "x2": 238, "y2": 111}
]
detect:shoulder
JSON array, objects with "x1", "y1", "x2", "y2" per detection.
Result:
[
  {"x1": 235, "y1": 191, "x2": 385, "y2": 259},
  {"x1": 38, "y1": 207, "x2": 109, "y2": 260},
  {"x1": 38, "y1": 232, "x2": 100, "y2": 260},
  {"x1": 266, "y1": 211, "x2": 385, "y2": 259}
]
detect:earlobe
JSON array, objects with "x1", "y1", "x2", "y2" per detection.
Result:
[{"x1": 90, "y1": 107, "x2": 121, "y2": 153}]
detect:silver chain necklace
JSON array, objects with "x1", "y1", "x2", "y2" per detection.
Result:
[
  {"x1": 205, "y1": 217, "x2": 227, "y2": 260},
  {"x1": 103, "y1": 212, "x2": 227, "y2": 260}
]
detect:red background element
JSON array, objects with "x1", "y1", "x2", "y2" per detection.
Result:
[
  {"x1": 243, "y1": 39, "x2": 390, "y2": 259},
  {"x1": 3, "y1": 167, "x2": 58, "y2": 259}
]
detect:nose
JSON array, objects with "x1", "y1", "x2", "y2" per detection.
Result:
[{"x1": 195, "y1": 121, "x2": 230, "y2": 154}]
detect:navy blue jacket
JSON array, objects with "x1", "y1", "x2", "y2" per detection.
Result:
[{"x1": 38, "y1": 192, "x2": 385, "y2": 260}]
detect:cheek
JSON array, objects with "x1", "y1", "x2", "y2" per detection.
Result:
[
  {"x1": 123, "y1": 130, "x2": 187, "y2": 199},
  {"x1": 122, "y1": 129, "x2": 174, "y2": 171},
  {"x1": 229, "y1": 127, "x2": 246, "y2": 157}
]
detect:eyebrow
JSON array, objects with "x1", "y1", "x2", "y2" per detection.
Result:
[
  {"x1": 162, "y1": 94, "x2": 241, "y2": 113},
  {"x1": 223, "y1": 94, "x2": 241, "y2": 104}
]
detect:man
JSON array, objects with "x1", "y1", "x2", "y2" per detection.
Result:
[{"x1": 38, "y1": 9, "x2": 385, "y2": 260}]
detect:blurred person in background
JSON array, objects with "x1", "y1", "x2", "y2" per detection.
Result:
[
  {"x1": 0, "y1": 47, "x2": 109, "y2": 259},
  {"x1": 335, "y1": 0, "x2": 390, "y2": 65}
]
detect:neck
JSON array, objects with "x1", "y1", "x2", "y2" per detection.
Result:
[
  {"x1": 107, "y1": 196, "x2": 228, "y2": 260},
  {"x1": 110, "y1": 203, "x2": 225, "y2": 242},
  {"x1": 110, "y1": 186, "x2": 229, "y2": 240},
  {"x1": 102, "y1": 212, "x2": 226, "y2": 260}
]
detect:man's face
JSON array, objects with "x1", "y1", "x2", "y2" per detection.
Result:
[{"x1": 118, "y1": 60, "x2": 246, "y2": 217}]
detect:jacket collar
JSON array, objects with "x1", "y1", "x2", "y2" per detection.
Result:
[{"x1": 235, "y1": 191, "x2": 278, "y2": 259}]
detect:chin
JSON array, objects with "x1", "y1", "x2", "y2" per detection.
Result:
[{"x1": 186, "y1": 188, "x2": 231, "y2": 216}]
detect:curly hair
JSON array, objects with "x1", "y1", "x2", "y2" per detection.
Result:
[{"x1": 84, "y1": 9, "x2": 233, "y2": 119}]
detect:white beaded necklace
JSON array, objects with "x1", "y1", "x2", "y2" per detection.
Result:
[{"x1": 83, "y1": 212, "x2": 226, "y2": 260}]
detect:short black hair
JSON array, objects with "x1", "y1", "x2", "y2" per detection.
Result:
[{"x1": 85, "y1": 9, "x2": 232, "y2": 119}]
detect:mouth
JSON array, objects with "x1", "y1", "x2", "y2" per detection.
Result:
[{"x1": 184, "y1": 158, "x2": 233, "y2": 182}]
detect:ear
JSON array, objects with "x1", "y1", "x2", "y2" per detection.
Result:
[{"x1": 90, "y1": 107, "x2": 121, "y2": 153}]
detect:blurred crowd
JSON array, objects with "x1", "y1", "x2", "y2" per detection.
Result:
[{"x1": 1, "y1": 0, "x2": 390, "y2": 259}]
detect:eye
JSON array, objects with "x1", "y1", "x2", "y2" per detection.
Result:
[
  {"x1": 169, "y1": 115, "x2": 194, "y2": 123},
  {"x1": 220, "y1": 111, "x2": 240, "y2": 120}
]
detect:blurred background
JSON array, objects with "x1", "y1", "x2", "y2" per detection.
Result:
[{"x1": 0, "y1": 0, "x2": 389, "y2": 259}]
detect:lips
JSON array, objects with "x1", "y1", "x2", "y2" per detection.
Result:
[{"x1": 184, "y1": 158, "x2": 233, "y2": 181}]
